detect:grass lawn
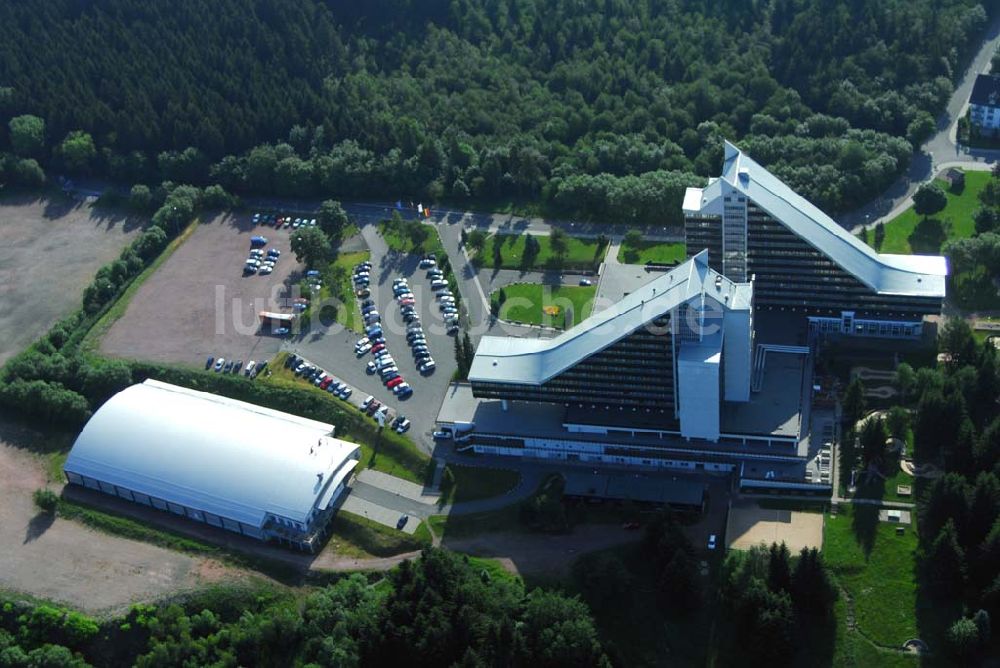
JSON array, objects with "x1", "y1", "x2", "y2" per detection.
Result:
[
  {"x1": 264, "y1": 353, "x2": 433, "y2": 485},
  {"x1": 379, "y1": 219, "x2": 445, "y2": 257},
  {"x1": 316, "y1": 250, "x2": 370, "y2": 333},
  {"x1": 478, "y1": 233, "x2": 607, "y2": 271},
  {"x1": 81, "y1": 218, "x2": 199, "y2": 353},
  {"x1": 852, "y1": 462, "x2": 915, "y2": 504},
  {"x1": 823, "y1": 506, "x2": 920, "y2": 647},
  {"x1": 617, "y1": 239, "x2": 686, "y2": 265},
  {"x1": 828, "y1": 598, "x2": 921, "y2": 668},
  {"x1": 439, "y1": 464, "x2": 520, "y2": 506},
  {"x1": 494, "y1": 282, "x2": 596, "y2": 328},
  {"x1": 325, "y1": 511, "x2": 429, "y2": 559},
  {"x1": 868, "y1": 170, "x2": 987, "y2": 254}
]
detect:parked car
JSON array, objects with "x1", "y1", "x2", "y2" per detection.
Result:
[
  {"x1": 259, "y1": 265, "x2": 273, "y2": 275},
  {"x1": 320, "y1": 377, "x2": 334, "y2": 390},
  {"x1": 233, "y1": 360, "x2": 243, "y2": 374},
  {"x1": 357, "y1": 343, "x2": 372, "y2": 355},
  {"x1": 339, "y1": 387, "x2": 352, "y2": 399},
  {"x1": 284, "y1": 354, "x2": 298, "y2": 368},
  {"x1": 446, "y1": 324, "x2": 460, "y2": 335},
  {"x1": 708, "y1": 534, "x2": 717, "y2": 550},
  {"x1": 223, "y1": 360, "x2": 234, "y2": 373},
  {"x1": 386, "y1": 376, "x2": 404, "y2": 389},
  {"x1": 430, "y1": 280, "x2": 448, "y2": 290},
  {"x1": 205, "y1": 356, "x2": 214, "y2": 369},
  {"x1": 250, "y1": 235, "x2": 268, "y2": 247},
  {"x1": 254, "y1": 361, "x2": 267, "y2": 377},
  {"x1": 305, "y1": 269, "x2": 321, "y2": 278},
  {"x1": 274, "y1": 327, "x2": 290, "y2": 336},
  {"x1": 371, "y1": 343, "x2": 385, "y2": 354},
  {"x1": 365, "y1": 401, "x2": 381, "y2": 416},
  {"x1": 361, "y1": 395, "x2": 374, "y2": 410},
  {"x1": 355, "y1": 288, "x2": 370, "y2": 298},
  {"x1": 214, "y1": 358, "x2": 225, "y2": 372},
  {"x1": 427, "y1": 269, "x2": 443, "y2": 279},
  {"x1": 395, "y1": 417, "x2": 411, "y2": 433},
  {"x1": 419, "y1": 258, "x2": 436, "y2": 268},
  {"x1": 579, "y1": 278, "x2": 593, "y2": 286},
  {"x1": 419, "y1": 360, "x2": 436, "y2": 373},
  {"x1": 267, "y1": 249, "x2": 281, "y2": 258},
  {"x1": 244, "y1": 360, "x2": 256, "y2": 376},
  {"x1": 366, "y1": 361, "x2": 377, "y2": 374},
  {"x1": 396, "y1": 385, "x2": 413, "y2": 399}
]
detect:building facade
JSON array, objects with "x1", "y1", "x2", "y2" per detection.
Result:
[
  {"x1": 63, "y1": 379, "x2": 360, "y2": 552},
  {"x1": 970, "y1": 74, "x2": 1000, "y2": 135},
  {"x1": 469, "y1": 251, "x2": 753, "y2": 442},
  {"x1": 683, "y1": 141, "x2": 947, "y2": 338}
]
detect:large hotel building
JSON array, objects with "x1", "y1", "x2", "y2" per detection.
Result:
[{"x1": 439, "y1": 141, "x2": 947, "y2": 494}]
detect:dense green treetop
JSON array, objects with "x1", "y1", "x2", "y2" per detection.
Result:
[{"x1": 0, "y1": 0, "x2": 991, "y2": 217}]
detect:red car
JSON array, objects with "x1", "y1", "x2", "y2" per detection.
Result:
[
  {"x1": 319, "y1": 377, "x2": 334, "y2": 390},
  {"x1": 371, "y1": 343, "x2": 385, "y2": 354},
  {"x1": 386, "y1": 376, "x2": 405, "y2": 389},
  {"x1": 399, "y1": 297, "x2": 415, "y2": 306}
]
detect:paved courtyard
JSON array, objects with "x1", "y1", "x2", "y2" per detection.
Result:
[{"x1": 726, "y1": 500, "x2": 824, "y2": 552}]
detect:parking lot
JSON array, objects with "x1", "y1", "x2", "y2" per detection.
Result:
[
  {"x1": 288, "y1": 224, "x2": 459, "y2": 452},
  {"x1": 0, "y1": 195, "x2": 145, "y2": 364},
  {"x1": 101, "y1": 213, "x2": 301, "y2": 366}
]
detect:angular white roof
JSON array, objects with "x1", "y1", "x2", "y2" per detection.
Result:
[
  {"x1": 64, "y1": 380, "x2": 359, "y2": 527},
  {"x1": 684, "y1": 141, "x2": 947, "y2": 298},
  {"x1": 469, "y1": 251, "x2": 751, "y2": 385}
]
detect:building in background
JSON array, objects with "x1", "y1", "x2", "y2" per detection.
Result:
[
  {"x1": 683, "y1": 141, "x2": 946, "y2": 339},
  {"x1": 970, "y1": 73, "x2": 1000, "y2": 136},
  {"x1": 64, "y1": 379, "x2": 359, "y2": 552}
]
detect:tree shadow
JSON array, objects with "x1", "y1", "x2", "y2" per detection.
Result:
[
  {"x1": 24, "y1": 510, "x2": 55, "y2": 543},
  {"x1": 793, "y1": 611, "x2": 837, "y2": 668},
  {"x1": 908, "y1": 218, "x2": 947, "y2": 254},
  {"x1": 850, "y1": 499, "x2": 881, "y2": 559}
]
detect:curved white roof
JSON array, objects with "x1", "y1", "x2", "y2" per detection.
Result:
[
  {"x1": 469, "y1": 251, "x2": 751, "y2": 385},
  {"x1": 684, "y1": 141, "x2": 947, "y2": 298},
  {"x1": 64, "y1": 380, "x2": 359, "y2": 527}
]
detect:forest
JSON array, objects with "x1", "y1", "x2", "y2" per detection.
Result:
[
  {"x1": 0, "y1": 0, "x2": 994, "y2": 222},
  {"x1": 0, "y1": 549, "x2": 611, "y2": 667}
]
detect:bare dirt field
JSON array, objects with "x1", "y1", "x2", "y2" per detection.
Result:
[
  {"x1": 0, "y1": 194, "x2": 145, "y2": 364},
  {"x1": 101, "y1": 212, "x2": 303, "y2": 367},
  {"x1": 726, "y1": 500, "x2": 824, "y2": 552},
  {"x1": 0, "y1": 419, "x2": 241, "y2": 614}
]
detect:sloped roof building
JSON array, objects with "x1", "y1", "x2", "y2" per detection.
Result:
[
  {"x1": 470, "y1": 251, "x2": 754, "y2": 441},
  {"x1": 63, "y1": 379, "x2": 359, "y2": 551},
  {"x1": 682, "y1": 141, "x2": 946, "y2": 338}
]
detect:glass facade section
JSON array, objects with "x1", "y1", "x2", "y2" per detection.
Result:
[{"x1": 471, "y1": 316, "x2": 676, "y2": 412}]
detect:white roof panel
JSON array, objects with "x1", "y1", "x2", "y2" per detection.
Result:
[
  {"x1": 469, "y1": 251, "x2": 751, "y2": 385},
  {"x1": 64, "y1": 380, "x2": 360, "y2": 527},
  {"x1": 717, "y1": 140, "x2": 946, "y2": 298}
]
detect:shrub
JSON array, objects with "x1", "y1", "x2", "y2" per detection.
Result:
[{"x1": 33, "y1": 488, "x2": 58, "y2": 513}]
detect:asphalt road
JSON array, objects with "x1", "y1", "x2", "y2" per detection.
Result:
[{"x1": 839, "y1": 14, "x2": 1000, "y2": 231}]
